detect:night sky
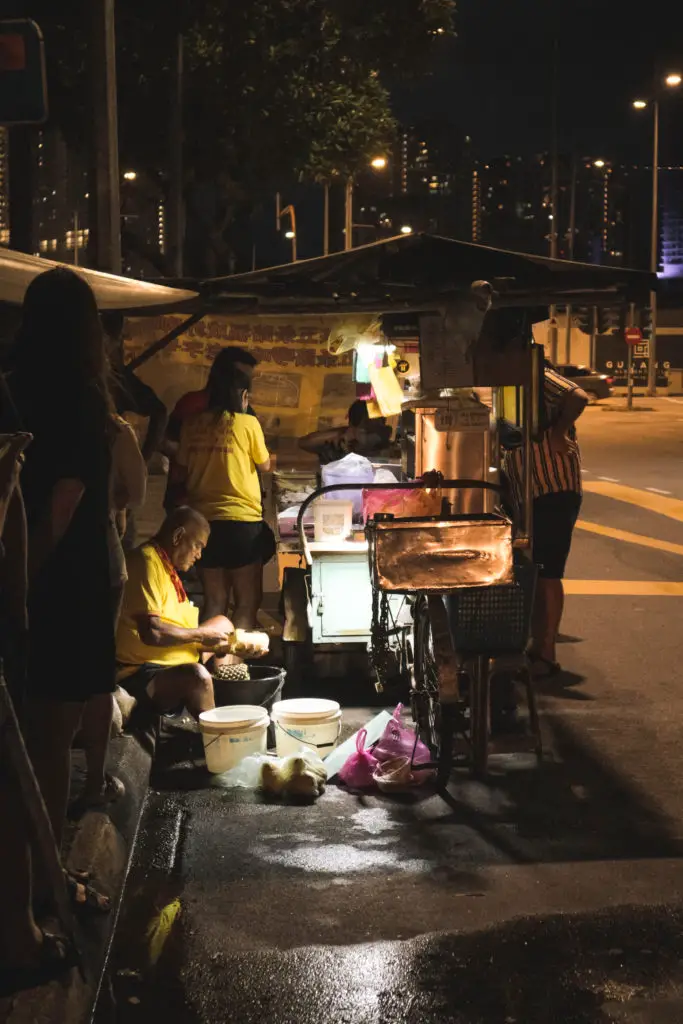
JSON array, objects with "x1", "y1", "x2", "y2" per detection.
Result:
[{"x1": 394, "y1": 0, "x2": 683, "y2": 163}]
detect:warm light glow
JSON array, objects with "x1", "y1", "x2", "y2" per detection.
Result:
[
  {"x1": 633, "y1": 99, "x2": 648, "y2": 109},
  {"x1": 400, "y1": 224, "x2": 413, "y2": 234},
  {"x1": 370, "y1": 156, "x2": 387, "y2": 169},
  {"x1": 123, "y1": 171, "x2": 137, "y2": 181},
  {"x1": 665, "y1": 73, "x2": 682, "y2": 87},
  {"x1": 285, "y1": 230, "x2": 295, "y2": 239},
  {"x1": 593, "y1": 159, "x2": 606, "y2": 168}
]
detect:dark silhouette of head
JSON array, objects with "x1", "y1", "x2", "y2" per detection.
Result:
[
  {"x1": 14, "y1": 268, "x2": 111, "y2": 413},
  {"x1": 207, "y1": 346, "x2": 257, "y2": 390}
]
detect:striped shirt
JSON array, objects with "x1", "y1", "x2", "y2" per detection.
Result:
[{"x1": 505, "y1": 368, "x2": 582, "y2": 503}]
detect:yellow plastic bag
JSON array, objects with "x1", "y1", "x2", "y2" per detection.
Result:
[{"x1": 368, "y1": 363, "x2": 403, "y2": 418}]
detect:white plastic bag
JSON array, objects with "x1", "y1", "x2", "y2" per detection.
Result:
[{"x1": 322, "y1": 453, "x2": 374, "y2": 516}]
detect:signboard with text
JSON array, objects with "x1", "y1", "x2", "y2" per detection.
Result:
[{"x1": 595, "y1": 334, "x2": 681, "y2": 387}]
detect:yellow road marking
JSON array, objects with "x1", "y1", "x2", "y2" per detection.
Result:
[
  {"x1": 565, "y1": 580, "x2": 683, "y2": 596},
  {"x1": 583, "y1": 481, "x2": 683, "y2": 523},
  {"x1": 576, "y1": 519, "x2": 683, "y2": 558}
]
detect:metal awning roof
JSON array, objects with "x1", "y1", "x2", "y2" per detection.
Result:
[
  {"x1": 203, "y1": 233, "x2": 655, "y2": 315},
  {"x1": 0, "y1": 248, "x2": 199, "y2": 313}
]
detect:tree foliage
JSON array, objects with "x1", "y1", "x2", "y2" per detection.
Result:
[{"x1": 28, "y1": 0, "x2": 455, "y2": 191}]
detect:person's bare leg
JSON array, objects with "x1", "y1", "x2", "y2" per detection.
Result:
[
  {"x1": 530, "y1": 577, "x2": 564, "y2": 664},
  {"x1": 229, "y1": 561, "x2": 263, "y2": 630},
  {"x1": 0, "y1": 782, "x2": 42, "y2": 967},
  {"x1": 79, "y1": 583, "x2": 125, "y2": 804},
  {"x1": 148, "y1": 663, "x2": 215, "y2": 719},
  {"x1": 26, "y1": 701, "x2": 84, "y2": 852},
  {"x1": 79, "y1": 693, "x2": 114, "y2": 803},
  {"x1": 200, "y1": 568, "x2": 230, "y2": 620}
]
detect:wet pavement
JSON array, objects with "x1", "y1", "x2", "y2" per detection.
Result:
[
  {"x1": 96, "y1": 418, "x2": 683, "y2": 1024},
  {"x1": 97, "y1": 706, "x2": 683, "y2": 1024}
]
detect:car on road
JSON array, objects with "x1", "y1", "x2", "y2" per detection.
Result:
[{"x1": 554, "y1": 364, "x2": 614, "y2": 402}]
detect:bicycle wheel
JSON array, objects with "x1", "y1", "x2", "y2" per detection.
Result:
[
  {"x1": 411, "y1": 596, "x2": 440, "y2": 755},
  {"x1": 412, "y1": 596, "x2": 462, "y2": 785}
]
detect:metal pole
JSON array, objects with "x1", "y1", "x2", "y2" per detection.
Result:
[
  {"x1": 8, "y1": 127, "x2": 36, "y2": 255},
  {"x1": 323, "y1": 181, "x2": 329, "y2": 256},
  {"x1": 169, "y1": 33, "x2": 184, "y2": 277},
  {"x1": 90, "y1": 0, "x2": 121, "y2": 272},
  {"x1": 73, "y1": 209, "x2": 79, "y2": 266},
  {"x1": 563, "y1": 155, "x2": 577, "y2": 362},
  {"x1": 344, "y1": 178, "x2": 353, "y2": 250},
  {"x1": 589, "y1": 305, "x2": 598, "y2": 369},
  {"x1": 647, "y1": 100, "x2": 659, "y2": 396},
  {"x1": 547, "y1": 37, "x2": 560, "y2": 363},
  {"x1": 627, "y1": 301, "x2": 636, "y2": 410}
]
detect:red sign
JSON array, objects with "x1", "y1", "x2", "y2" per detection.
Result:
[{"x1": 624, "y1": 326, "x2": 642, "y2": 345}]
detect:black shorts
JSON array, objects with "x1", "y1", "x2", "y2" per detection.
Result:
[
  {"x1": 200, "y1": 519, "x2": 273, "y2": 571},
  {"x1": 533, "y1": 491, "x2": 582, "y2": 579},
  {"x1": 118, "y1": 662, "x2": 167, "y2": 703}
]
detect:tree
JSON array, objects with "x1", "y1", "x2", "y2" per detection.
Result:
[{"x1": 18, "y1": 0, "x2": 456, "y2": 270}]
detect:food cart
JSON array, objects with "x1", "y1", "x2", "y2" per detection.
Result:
[{"x1": 119, "y1": 234, "x2": 654, "y2": 775}]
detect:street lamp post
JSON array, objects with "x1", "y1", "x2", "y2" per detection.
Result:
[
  {"x1": 345, "y1": 156, "x2": 388, "y2": 251},
  {"x1": 633, "y1": 73, "x2": 681, "y2": 396}
]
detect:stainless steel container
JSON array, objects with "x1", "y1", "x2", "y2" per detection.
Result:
[
  {"x1": 366, "y1": 514, "x2": 513, "y2": 594},
  {"x1": 414, "y1": 395, "x2": 493, "y2": 514}
]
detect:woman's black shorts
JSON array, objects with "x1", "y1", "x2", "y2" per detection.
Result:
[{"x1": 200, "y1": 519, "x2": 273, "y2": 570}]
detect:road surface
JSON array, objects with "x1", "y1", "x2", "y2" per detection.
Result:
[{"x1": 97, "y1": 401, "x2": 683, "y2": 1024}]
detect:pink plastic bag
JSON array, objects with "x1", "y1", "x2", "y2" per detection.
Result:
[
  {"x1": 373, "y1": 704, "x2": 431, "y2": 767},
  {"x1": 362, "y1": 488, "x2": 442, "y2": 522},
  {"x1": 337, "y1": 729, "x2": 378, "y2": 790}
]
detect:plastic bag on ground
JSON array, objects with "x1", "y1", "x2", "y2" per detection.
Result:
[
  {"x1": 337, "y1": 728, "x2": 378, "y2": 790},
  {"x1": 373, "y1": 704, "x2": 431, "y2": 767}
]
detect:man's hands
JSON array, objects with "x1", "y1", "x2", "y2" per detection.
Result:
[
  {"x1": 548, "y1": 426, "x2": 579, "y2": 458},
  {"x1": 196, "y1": 624, "x2": 232, "y2": 650}
]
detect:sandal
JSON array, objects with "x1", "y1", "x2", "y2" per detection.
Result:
[
  {"x1": 0, "y1": 930, "x2": 78, "y2": 996},
  {"x1": 529, "y1": 653, "x2": 562, "y2": 678},
  {"x1": 65, "y1": 871, "x2": 111, "y2": 915},
  {"x1": 69, "y1": 774, "x2": 125, "y2": 818}
]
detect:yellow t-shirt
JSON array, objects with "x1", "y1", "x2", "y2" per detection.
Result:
[
  {"x1": 178, "y1": 411, "x2": 269, "y2": 522},
  {"x1": 116, "y1": 543, "x2": 199, "y2": 680}
]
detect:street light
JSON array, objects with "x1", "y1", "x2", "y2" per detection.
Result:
[
  {"x1": 632, "y1": 71, "x2": 682, "y2": 394},
  {"x1": 593, "y1": 159, "x2": 606, "y2": 168},
  {"x1": 123, "y1": 170, "x2": 137, "y2": 181},
  {"x1": 345, "y1": 155, "x2": 390, "y2": 251}
]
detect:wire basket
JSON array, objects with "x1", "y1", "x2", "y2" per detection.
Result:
[{"x1": 445, "y1": 556, "x2": 537, "y2": 655}]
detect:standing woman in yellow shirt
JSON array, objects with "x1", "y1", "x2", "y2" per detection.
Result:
[{"x1": 177, "y1": 368, "x2": 271, "y2": 628}]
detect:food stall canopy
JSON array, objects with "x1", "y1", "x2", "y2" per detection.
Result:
[
  {"x1": 202, "y1": 233, "x2": 656, "y2": 316},
  {"x1": 0, "y1": 248, "x2": 199, "y2": 313}
]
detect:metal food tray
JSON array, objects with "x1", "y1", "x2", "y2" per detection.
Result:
[{"x1": 366, "y1": 512, "x2": 513, "y2": 594}]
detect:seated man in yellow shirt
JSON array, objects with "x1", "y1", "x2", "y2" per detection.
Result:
[{"x1": 116, "y1": 506, "x2": 232, "y2": 717}]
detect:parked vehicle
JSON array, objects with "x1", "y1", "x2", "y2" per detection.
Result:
[{"x1": 555, "y1": 364, "x2": 613, "y2": 402}]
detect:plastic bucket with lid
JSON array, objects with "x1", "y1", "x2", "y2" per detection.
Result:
[
  {"x1": 271, "y1": 698, "x2": 342, "y2": 759},
  {"x1": 199, "y1": 705, "x2": 269, "y2": 774}
]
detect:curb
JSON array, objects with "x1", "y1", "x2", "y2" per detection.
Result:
[{"x1": 0, "y1": 730, "x2": 154, "y2": 1024}]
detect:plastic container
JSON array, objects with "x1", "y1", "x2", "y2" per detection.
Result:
[
  {"x1": 199, "y1": 705, "x2": 269, "y2": 774},
  {"x1": 212, "y1": 665, "x2": 286, "y2": 715},
  {"x1": 271, "y1": 697, "x2": 342, "y2": 759},
  {"x1": 313, "y1": 500, "x2": 353, "y2": 543},
  {"x1": 212, "y1": 665, "x2": 286, "y2": 749}
]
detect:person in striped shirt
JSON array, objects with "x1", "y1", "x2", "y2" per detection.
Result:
[{"x1": 504, "y1": 362, "x2": 588, "y2": 675}]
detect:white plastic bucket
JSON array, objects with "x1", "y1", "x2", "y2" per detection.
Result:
[
  {"x1": 313, "y1": 500, "x2": 353, "y2": 543},
  {"x1": 199, "y1": 705, "x2": 269, "y2": 774},
  {"x1": 271, "y1": 698, "x2": 342, "y2": 758}
]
